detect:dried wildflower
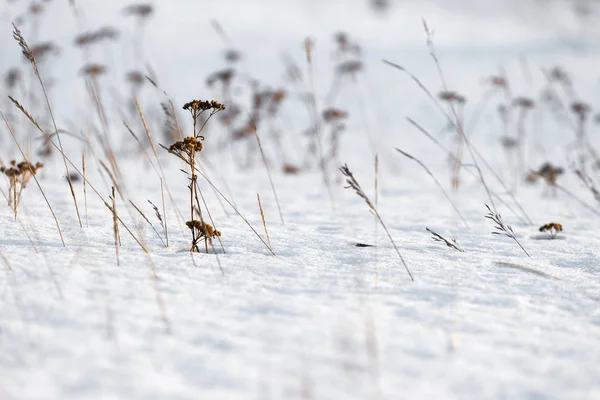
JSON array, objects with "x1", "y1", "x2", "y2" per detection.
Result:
[
  {"x1": 549, "y1": 66, "x2": 570, "y2": 84},
  {"x1": 224, "y1": 48, "x2": 241, "y2": 63},
  {"x1": 183, "y1": 99, "x2": 225, "y2": 112},
  {"x1": 123, "y1": 3, "x2": 153, "y2": 18},
  {"x1": 219, "y1": 104, "x2": 241, "y2": 126},
  {"x1": 168, "y1": 136, "x2": 204, "y2": 159},
  {"x1": 4, "y1": 68, "x2": 21, "y2": 88},
  {"x1": 487, "y1": 75, "x2": 508, "y2": 89},
  {"x1": 501, "y1": 136, "x2": 518, "y2": 149},
  {"x1": 1, "y1": 160, "x2": 44, "y2": 218},
  {"x1": 80, "y1": 63, "x2": 107, "y2": 77},
  {"x1": 283, "y1": 163, "x2": 300, "y2": 175},
  {"x1": 29, "y1": 42, "x2": 59, "y2": 61},
  {"x1": 438, "y1": 90, "x2": 466, "y2": 104},
  {"x1": 337, "y1": 60, "x2": 363, "y2": 75},
  {"x1": 126, "y1": 70, "x2": 144, "y2": 86},
  {"x1": 75, "y1": 26, "x2": 119, "y2": 47},
  {"x1": 322, "y1": 108, "x2": 348, "y2": 123},
  {"x1": 370, "y1": 0, "x2": 390, "y2": 12},
  {"x1": 29, "y1": 3, "x2": 43, "y2": 15},
  {"x1": 186, "y1": 220, "x2": 221, "y2": 253},
  {"x1": 233, "y1": 117, "x2": 258, "y2": 139},
  {"x1": 96, "y1": 26, "x2": 119, "y2": 41},
  {"x1": 538, "y1": 222, "x2": 563, "y2": 239},
  {"x1": 333, "y1": 32, "x2": 361, "y2": 55},
  {"x1": 206, "y1": 68, "x2": 235, "y2": 87},
  {"x1": 165, "y1": 98, "x2": 225, "y2": 252},
  {"x1": 571, "y1": 101, "x2": 591, "y2": 119},
  {"x1": 513, "y1": 97, "x2": 535, "y2": 109},
  {"x1": 528, "y1": 162, "x2": 564, "y2": 186}
]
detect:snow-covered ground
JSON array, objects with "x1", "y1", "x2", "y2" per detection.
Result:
[{"x1": 1, "y1": 1, "x2": 600, "y2": 399}]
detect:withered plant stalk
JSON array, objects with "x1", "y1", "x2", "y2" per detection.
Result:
[
  {"x1": 340, "y1": 164, "x2": 414, "y2": 281},
  {"x1": 166, "y1": 99, "x2": 224, "y2": 253}
]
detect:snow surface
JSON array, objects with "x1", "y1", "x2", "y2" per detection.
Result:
[{"x1": 1, "y1": 1, "x2": 600, "y2": 399}]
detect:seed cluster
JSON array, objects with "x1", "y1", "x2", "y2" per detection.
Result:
[{"x1": 539, "y1": 222, "x2": 563, "y2": 239}]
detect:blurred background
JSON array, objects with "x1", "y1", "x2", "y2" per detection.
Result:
[{"x1": 1, "y1": 0, "x2": 599, "y2": 177}]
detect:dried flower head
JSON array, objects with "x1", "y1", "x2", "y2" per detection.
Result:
[
  {"x1": 168, "y1": 136, "x2": 204, "y2": 158},
  {"x1": 487, "y1": 75, "x2": 508, "y2": 89},
  {"x1": 206, "y1": 68, "x2": 235, "y2": 87},
  {"x1": 224, "y1": 49, "x2": 241, "y2": 63},
  {"x1": 439, "y1": 90, "x2": 466, "y2": 104},
  {"x1": 513, "y1": 97, "x2": 535, "y2": 109},
  {"x1": 549, "y1": 66, "x2": 570, "y2": 84},
  {"x1": 5, "y1": 68, "x2": 21, "y2": 88},
  {"x1": 75, "y1": 26, "x2": 119, "y2": 47},
  {"x1": 123, "y1": 3, "x2": 153, "y2": 18},
  {"x1": 29, "y1": 2, "x2": 44, "y2": 15},
  {"x1": 183, "y1": 99, "x2": 225, "y2": 112},
  {"x1": 501, "y1": 136, "x2": 518, "y2": 149},
  {"x1": 29, "y1": 42, "x2": 59, "y2": 61},
  {"x1": 539, "y1": 222, "x2": 563, "y2": 239},
  {"x1": 1, "y1": 160, "x2": 44, "y2": 214},
  {"x1": 80, "y1": 63, "x2": 107, "y2": 77},
  {"x1": 219, "y1": 104, "x2": 241, "y2": 126},
  {"x1": 126, "y1": 70, "x2": 144, "y2": 86},
  {"x1": 186, "y1": 220, "x2": 222, "y2": 252},
  {"x1": 370, "y1": 0, "x2": 390, "y2": 12},
  {"x1": 571, "y1": 101, "x2": 591, "y2": 118},
  {"x1": 283, "y1": 163, "x2": 300, "y2": 175},
  {"x1": 528, "y1": 162, "x2": 564, "y2": 186},
  {"x1": 322, "y1": 108, "x2": 348, "y2": 123},
  {"x1": 337, "y1": 60, "x2": 363, "y2": 75}
]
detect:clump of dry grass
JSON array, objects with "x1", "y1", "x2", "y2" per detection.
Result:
[
  {"x1": 1, "y1": 160, "x2": 44, "y2": 219},
  {"x1": 340, "y1": 164, "x2": 414, "y2": 281}
]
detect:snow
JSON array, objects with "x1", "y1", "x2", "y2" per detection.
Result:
[{"x1": 1, "y1": 1, "x2": 600, "y2": 399}]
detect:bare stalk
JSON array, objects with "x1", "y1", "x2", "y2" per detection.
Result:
[{"x1": 340, "y1": 164, "x2": 414, "y2": 281}]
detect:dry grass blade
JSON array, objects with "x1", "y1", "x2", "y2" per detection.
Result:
[
  {"x1": 426, "y1": 228, "x2": 464, "y2": 252},
  {"x1": 160, "y1": 179, "x2": 169, "y2": 246},
  {"x1": 257, "y1": 193, "x2": 272, "y2": 249},
  {"x1": 131, "y1": 200, "x2": 166, "y2": 247},
  {"x1": 12, "y1": 24, "x2": 83, "y2": 228},
  {"x1": 485, "y1": 204, "x2": 530, "y2": 257},
  {"x1": 340, "y1": 164, "x2": 414, "y2": 281},
  {"x1": 395, "y1": 148, "x2": 469, "y2": 228},
  {"x1": 109, "y1": 187, "x2": 120, "y2": 266},
  {"x1": 83, "y1": 154, "x2": 89, "y2": 227}
]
